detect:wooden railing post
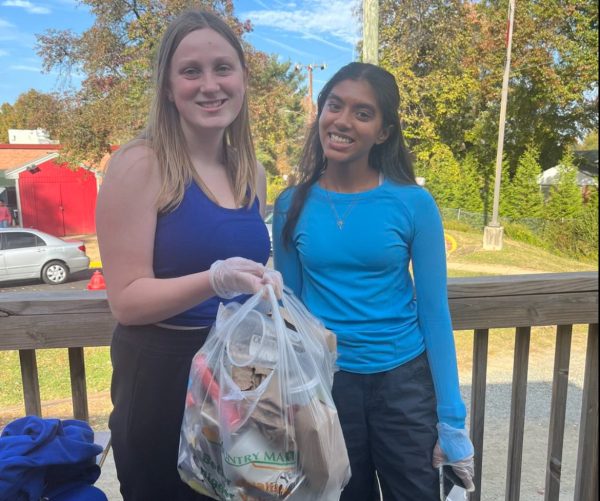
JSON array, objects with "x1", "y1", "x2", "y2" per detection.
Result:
[
  {"x1": 574, "y1": 323, "x2": 598, "y2": 501},
  {"x1": 505, "y1": 326, "x2": 531, "y2": 501},
  {"x1": 544, "y1": 324, "x2": 572, "y2": 501},
  {"x1": 18, "y1": 349, "x2": 41, "y2": 416},
  {"x1": 68, "y1": 347, "x2": 89, "y2": 422},
  {"x1": 469, "y1": 328, "x2": 489, "y2": 501}
]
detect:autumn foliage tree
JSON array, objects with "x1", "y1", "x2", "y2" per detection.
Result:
[
  {"x1": 31, "y1": 0, "x2": 305, "y2": 171},
  {"x1": 0, "y1": 90, "x2": 64, "y2": 144},
  {"x1": 378, "y1": 0, "x2": 598, "y2": 174}
]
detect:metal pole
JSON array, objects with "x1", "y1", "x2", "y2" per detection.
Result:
[
  {"x1": 363, "y1": 0, "x2": 379, "y2": 64},
  {"x1": 483, "y1": 0, "x2": 515, "y2": 250},
  {"x1": 490, "y1": 0, "x2": 515, "y2": 227}
]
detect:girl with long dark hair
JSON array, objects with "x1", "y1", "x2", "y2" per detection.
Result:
[{"x1": 273, "y1": 62, "x2": 474, "y2": 500}]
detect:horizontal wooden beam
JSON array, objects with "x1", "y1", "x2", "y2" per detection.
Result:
[
  {"x1": 447, "y1": 272, "x2": 598, "y2": 298},
  {"x1": 0, "y1": 272, "x2": 597, "y2": 349},
  {"x1": 0, "y1": 314, "x2": 115, "y2": 350},
  {"x1": 450, "y1": 291, "x2": 598, "y2": 330}
]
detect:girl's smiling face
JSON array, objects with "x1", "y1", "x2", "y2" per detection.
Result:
[
  {"x1": 318, "y1": 78, "x2": 390, "y2": 170},
  {"x1": 167, "y1": 28, "x2": 246, "y2": 135}
]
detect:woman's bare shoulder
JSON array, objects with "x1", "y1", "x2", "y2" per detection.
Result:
[{"x1": 106, "y1": 140, "x2": 158, "y2": 178}]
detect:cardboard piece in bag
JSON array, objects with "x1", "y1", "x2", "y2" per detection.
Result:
[{"x1": 278, "y1": 307, "x2": 337, "y2": 354}]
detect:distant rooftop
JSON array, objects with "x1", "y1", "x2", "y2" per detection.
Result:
[{"x1": 7, "y1": 128, "x2": 59, "y2": 145}]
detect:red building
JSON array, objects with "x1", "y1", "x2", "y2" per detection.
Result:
[{"x1": 0, "y1": 144, "x2": 106, "y2": 237}]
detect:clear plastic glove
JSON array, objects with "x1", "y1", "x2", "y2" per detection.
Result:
[
  {"x1": 261, "y1": 269, "x2": 283, "y2": 299},
  {"x1": 209, "y1": 257, "x2": 266, "y2": 299},
  {"x1": 432, "y1": 423, "x2": 475, "y2": 492}
]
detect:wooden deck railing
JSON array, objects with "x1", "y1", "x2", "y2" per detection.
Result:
[{"x1": 0, "y1": 272, "x2": 598, "y2": 501}]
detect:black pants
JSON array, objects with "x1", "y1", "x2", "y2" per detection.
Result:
[
  {"x1": 333, "y1": 352, "x2": 440, "y2": 501},
  {"x1": 109, "y1": 323, "x2": 214, "y2": 501}
]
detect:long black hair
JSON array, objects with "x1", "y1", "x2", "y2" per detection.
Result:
[{"x1": 281, "y1": 62, "x2": 416, "y2": 247}]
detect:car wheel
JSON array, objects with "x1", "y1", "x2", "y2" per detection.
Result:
[{"x1": 42, "y1": 261, "x2": 69, "y2": 285}]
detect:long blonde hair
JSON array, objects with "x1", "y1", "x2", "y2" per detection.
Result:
[{"x1": 131, "y1": 9, "x2": 257, "y2": 212}]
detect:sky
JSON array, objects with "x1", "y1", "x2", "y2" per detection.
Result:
[{"x1": 0, "y1": 0, "x2": 361, "y2": 106}]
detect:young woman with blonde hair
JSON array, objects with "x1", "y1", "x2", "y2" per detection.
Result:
[{"x1": 96, "y1": 9, "x2": 280, "y2": 500}]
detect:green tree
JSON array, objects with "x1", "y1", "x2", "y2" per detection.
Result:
[
  {"x1": 418, "y1": 143, "x2": 462, "y2": 208},
  {"x1": 481, "y1": 0, "x2": 599, "y2": 170},
  {"x1": 544, "y1": 154, "x2": 584, "y2": 221},
  {"x1": 0, "y1": 103, "x2": 15, "y2": 143},
  {"x1": 456, "y1": 152, "x2": 484, "y2": 212},
  {"x1": 0, "y1": 91, "x2": 64, "y2": 143},
  {"x1": 580, "y1": 183, "x2": 598, "y2": 251},
  {"x1": 575, "y1": 129, "x2": 598, "y2": 151},
  {"x1": 266, "y1": 174, "x2": 288, "y2": 205},
  {"x1": 379, "y1": 0, "x2": 480, "y2": 161},
  {"x1": 246, "y1": 54, "x2": 305, "y2": 176},
  {"x1": 502, "y1": 145, "x2": 545, "y2": 220},
  {"x1": 376, "y1": 0, "x2": 598, "y2": 173},
  {"x1": 35, "y1": 0, "x2": 305, "y2": 171}
]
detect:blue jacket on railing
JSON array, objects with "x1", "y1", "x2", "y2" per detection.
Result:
[{"x1": 0, "y1": 416, "x2": 106, "y2": 501}]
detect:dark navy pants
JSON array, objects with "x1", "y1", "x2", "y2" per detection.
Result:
[
  {"x1": 109, "y1": 323, "x2": 214, "y2": 501},
  {"x1": 332, "y1": 352, "x2": 440, "y2": 501}
]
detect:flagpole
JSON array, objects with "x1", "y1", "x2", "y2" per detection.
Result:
[{"x1": 483, "y1": 0, "x2": 516, "y2": 250}]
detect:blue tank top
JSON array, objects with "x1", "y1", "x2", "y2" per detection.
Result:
[{"x1": 153, "y1": 182, "x2": 270, "y2": 326}]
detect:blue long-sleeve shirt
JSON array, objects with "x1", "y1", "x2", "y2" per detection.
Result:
[{"x1": 273, "y1": 180, "x2": 466, "y2": 428}]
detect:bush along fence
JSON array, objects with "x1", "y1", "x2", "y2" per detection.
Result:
[{"x1": 440, "y1": 207, "x2": 598, "y2": 259}]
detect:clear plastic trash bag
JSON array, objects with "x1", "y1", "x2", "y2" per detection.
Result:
[{"x1": 178, "y1": 286, "x2": 350, "y2": 501}]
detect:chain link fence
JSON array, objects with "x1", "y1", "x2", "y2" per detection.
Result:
[{"x1": 440, "y1": 207, "x2": 598, "y2": 258}]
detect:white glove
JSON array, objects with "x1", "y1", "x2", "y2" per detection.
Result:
[
  {"x1": 261, "y1": 269, "x2": 283, "y2": 299},
  {"x1": 209, "y1": 257, "x2": 266, "y2": 299},
  {"x1": 432, "y1": 441, "x2": 475, "y2": 492}
]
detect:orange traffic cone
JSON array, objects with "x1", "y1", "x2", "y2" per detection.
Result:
[{"x1": 87, "y1": 270, "x2": 106, "y2": 290}]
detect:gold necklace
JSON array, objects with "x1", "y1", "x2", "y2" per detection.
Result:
[
  {"x1": 324, "y1": 189, "x2": 360, "y2": 230},
  {"x1": 322, "y1": 173, "x2": 383, "y2": 230}
]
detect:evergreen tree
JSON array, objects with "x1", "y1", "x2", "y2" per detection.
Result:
[
  {"x1": 421, "y1": 144, "x2": 462, "y2": 209},
  {"x1": 456, "y1": 152, "x2": 483, "y2": 212},
  {"x1": 580, "y1": 183, "x2": 598, "y2": 251},
  {"x1": 503, "y1": 145, "x2": 545, "y2": 220},
  {"x1": 544, "y1": 154, "x2": 584, "y2": 221}
]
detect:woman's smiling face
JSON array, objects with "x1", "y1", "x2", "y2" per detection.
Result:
[
  {"x1": 318, "y1": 78, "x2": 389, "y2": 170},
  {"x1": 167, "y1": 28, "x2": 246, "y2": 135}
]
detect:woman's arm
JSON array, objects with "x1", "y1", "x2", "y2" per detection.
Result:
[
  {"x1": 96, "y1": 145, "x2": 265, "y2": 325},
  {"x1": 272, "y1": 190, "x2": 303, "y2": 296},
  {"x1": 410, "y1": 191, "x2": 466, "y2": 429}
]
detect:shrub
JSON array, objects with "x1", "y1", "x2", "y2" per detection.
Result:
[{"x1": 503, "y1": 222, "x2": 548, "y2": 249}]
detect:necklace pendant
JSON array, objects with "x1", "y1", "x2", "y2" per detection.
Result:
[{"x1": 337, "y1": 220, "x2": 344, "y2": 230}]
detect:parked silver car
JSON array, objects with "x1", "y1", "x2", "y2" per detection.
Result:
[{"x1": 0, "y1": 228, "x2": 90, "y2": 285}]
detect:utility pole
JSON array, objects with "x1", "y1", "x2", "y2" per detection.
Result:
[
  {"x1": 483, "y1": 0, "x2": 516, "y2": 251},
  {"x1": 295, "y1": 63, "x2": 326, "y2": 119},
  {"x1": 363, "y1": 0, "x2": 379, "y2": 64}
]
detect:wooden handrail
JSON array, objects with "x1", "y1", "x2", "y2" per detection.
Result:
[{"x1": 0, "y1": 272, "x2": 598, "y2": 500}]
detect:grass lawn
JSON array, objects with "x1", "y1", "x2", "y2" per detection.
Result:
[
  {"x1": 0, "y1": 226, "x2": 597, "y2": 429},
  {"x1": 446, "y1": 228, "x2": 597, "y2": 273}
]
